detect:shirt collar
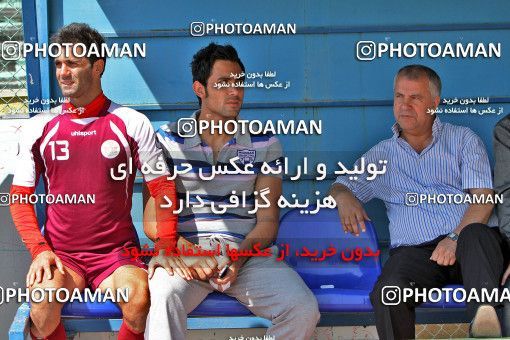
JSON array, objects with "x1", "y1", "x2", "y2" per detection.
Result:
[
  {"x1": 181, "y1": 110, "x2": 253, "y2": 149},
  {"x1": 391, "y1": 116, "x2": 443, "y2": 140},
  {"x1": 62, "y1": 92, "x2": 110, "y2": 118}
]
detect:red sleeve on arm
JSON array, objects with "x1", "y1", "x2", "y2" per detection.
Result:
[
  {"x1": 9, "y1": 185, "x2": 52, "y2": 259},
  {"x1": 146, "y1": 176, "x2": 178, "y2": 254}
]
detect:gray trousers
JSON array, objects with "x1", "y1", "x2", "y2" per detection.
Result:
[{"x1": 145, "y1": 245, "x2": 320, "y2": 340}]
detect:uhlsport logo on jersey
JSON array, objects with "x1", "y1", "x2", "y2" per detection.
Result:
[
  {"x1": 101, "y1": 140, "x2": 120, "y2": 159},
  {"x1": 71, "y1": 130, "x2": 97, "y2": 137}
]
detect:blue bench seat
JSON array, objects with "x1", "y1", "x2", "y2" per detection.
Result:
[{"x1": 9, "y1": 207, "x2": 467, "y2": 339}]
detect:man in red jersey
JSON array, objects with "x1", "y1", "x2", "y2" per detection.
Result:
[{"x1": 9, "y1": 23, "x2": 192, "y2": 340}]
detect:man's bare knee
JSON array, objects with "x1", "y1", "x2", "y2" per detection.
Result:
[
  {"x1": 29, "y1": 266, "x2": 66, "y2": 308},
  {"x1": 120, "y1": 280, "x2": 150, "y2": 330},
  {"x1": 29, "y1": 266, "x2": 84, "y2": 336},
  {"x1": 29, "y1": 286, "x2": 64, "y2": 337},
  {"x1": 29, "y1": 268, "x2": 65, "y2": 326}
]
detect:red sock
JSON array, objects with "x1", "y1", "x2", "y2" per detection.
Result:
[
  {"x1": 118, "y1": 321, "x2": 144, "y2": 340},
  {"x1": 30, "y1": 320, "x2": 66, "y2": 340}
]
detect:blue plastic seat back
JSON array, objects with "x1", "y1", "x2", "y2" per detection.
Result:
[{"x1": 276, "y1": 207, "x2": 382, "y2": 291}]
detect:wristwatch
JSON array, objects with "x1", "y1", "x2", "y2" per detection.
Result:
[{"x1": 447, "y1": 232, "x2": 459, "y2": 241}]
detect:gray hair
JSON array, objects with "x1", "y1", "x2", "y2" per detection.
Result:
[{"x1": 394, "y1": 64, "x2": 441, "y2": 98}]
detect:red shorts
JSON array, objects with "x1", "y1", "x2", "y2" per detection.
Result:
[{"x1": 54, "y1": 244, "x2": 147, "y2": 290}]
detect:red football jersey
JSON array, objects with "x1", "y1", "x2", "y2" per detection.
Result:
[{"x1": 12, "y1": 93, "x2": 168, "y2": 253}]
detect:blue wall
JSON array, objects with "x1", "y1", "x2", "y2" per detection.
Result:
[{"x1": 29, "y1": 0, "x2": 510, "y2": 246}]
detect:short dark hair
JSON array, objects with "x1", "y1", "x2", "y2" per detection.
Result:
[
  {"x1": 191, "y1": 43, "x2": 245, "y2": 105},
  {"x1": 394, "y1": 64, "x2": 441, "y2": 97},
  {"x1": 51, "y1": 23, "x2": 106, "y2": 76}
]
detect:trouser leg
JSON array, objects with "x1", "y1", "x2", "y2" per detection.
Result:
[
  {"x1": 145, "y1": 267, "x2": 213, "y2": 340},
  {"x1": 456, "y1": 223, "x2": 505, "y2": 318},
  {"x1": 370, "y1": 241, "x2": 450, "y2": 340},
  {"x1": 225, "y1": 245, "x2": 320, "y2": 340}
]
